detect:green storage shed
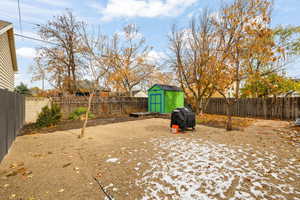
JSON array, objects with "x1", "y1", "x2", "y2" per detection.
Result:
[{"x1": 148, "y1": 84, "x2": 184, "y2": 113}]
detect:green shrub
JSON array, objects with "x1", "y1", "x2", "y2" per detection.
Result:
[
  {"x1": 68, "y1": 107, "x2": 95, "y2": 121},
  {"x1": 36, "y1": 104, "x2": 61, "y2": 128}
]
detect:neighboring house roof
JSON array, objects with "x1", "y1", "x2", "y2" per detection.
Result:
[
  {"x1": 133, "y1": 90, "x2": 148, "y2": 97},
  {"x1": 132, "y1": 90, "x2": 142, "y2": 96},
  {"x1": 0, "y1": 20, "x2": 17, "y2": 71},
  {"x1": 149, "y1": 84, "x2": 183, "y2": 92}
]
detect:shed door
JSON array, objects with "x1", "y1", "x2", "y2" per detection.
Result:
[{"x1": 150, "y1": 94, "x2": 162, "y2": 113}]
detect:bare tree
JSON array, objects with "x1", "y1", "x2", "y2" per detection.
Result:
[
  {"x1": 169, "y1": 9, "x2": 220, "y2": 114},
  {"x1": 106, "y1": 24, "x2": 156, "y2": 96},
  {"x1": 35, "y1": 10, "x2": 83, "y2": 94},
  {"x1": 31, "y1": 49, "x2": 65, "y2": 90}
]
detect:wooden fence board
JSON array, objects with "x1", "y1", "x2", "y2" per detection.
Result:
[
  {"x1": 203, "y1": 97, "x2": 300, "y2": 120},
  {"x1": 52, "y1": 96, "x2": 148, "y2": 119},
  {"x1": 0, "y1": 89, "x2": 25, "y2": 162}
]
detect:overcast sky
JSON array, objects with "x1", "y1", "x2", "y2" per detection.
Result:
[{"x1": 0, "y1": 0, "x2": 299, "y2": 89}]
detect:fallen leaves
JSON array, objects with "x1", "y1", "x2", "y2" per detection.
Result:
[
  {"x1": 30, "y1": 153, "x2": 44, "y2": 158},
  {"x1": 96, "y1": 171, "x2": 102, "y2": 178},
  {"x1": 4, "y1": 162, "x2": 33, "y2": 179},
  {"x1": 197, "y1": 114, "x2": 255, "y2": 129},
  {"x1": 5, "y1": 170, "x2": 18, "y2": 177},
  {"x1": 9, "y1": 162, "x2": 24, "y2": 169},
  {"x1": 274, "y1": 127, "x2": 300, "y2": 146},
  {"x1": 62, "y1": 163, "x2": 72, "y2": 168}
]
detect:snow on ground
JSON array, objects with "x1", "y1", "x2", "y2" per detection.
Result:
[
  {"x1": 106, "y1": 158, "x2": 119, "y2": 163},
  {"x1": 136, "y1": 137, "x2": 300, "y2": 200}
]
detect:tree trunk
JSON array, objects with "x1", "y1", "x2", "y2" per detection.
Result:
[
  {"x1": 128, "y1": 86, "x2": 133, "y2": 97},
  {"x1": 79, "y1": 92, "x2": 94, "y2": 138},
  {"x1": 195, "y1": 97, "x2": 201, "y2": 114},
  {"x1": 235, "y1": 79, "x2": 240, "y2": 99},
  {"x1": 71, "y1": 66, "x2": 76, "y2": 93},
  {"x1": 202, "y1": 98, "x2": 211, "y2": 115},
  {"x1": 263, "y1": 97, "x2": 267, "y2": 119},
  {"x1": 67, "y1": 65, "x2": 72, "y2": 94},
  {"x1": 226, "y1": 102, "x2": 232, "y2": 131}
]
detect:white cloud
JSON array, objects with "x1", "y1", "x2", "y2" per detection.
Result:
[
  {"x1": 90, "y1": 0, "x2": 197, "y2": 21},
  {"x1": 16, "y1": 47, "x2": 37, "y2": 59},
  {"x1": 147, "y1": 50, "x2": 166, "y2": 64}
]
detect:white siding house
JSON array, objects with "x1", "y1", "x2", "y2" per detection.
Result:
[{"x1": 0, "y1": 20, "x2": 17, "y2": 91}]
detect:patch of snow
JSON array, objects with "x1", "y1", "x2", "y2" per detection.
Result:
[
  {"x1": 106, "y1": 158, "x2": 119, "y2": 163},
  {"x1": 136, "y1": 137, "x2": 300, "y2": 200}
]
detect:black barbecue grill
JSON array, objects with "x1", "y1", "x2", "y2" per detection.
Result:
[{"x1": 170, "y1": 107, "x2": 196, "y2": 132}]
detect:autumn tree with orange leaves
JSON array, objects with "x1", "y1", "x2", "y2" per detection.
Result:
[
  {"x1": 213, "y1": 0, "x2": 279, "y2": 130},
  {"x1": 170, "y1": 0, "x2": 283, "y2": 130}
]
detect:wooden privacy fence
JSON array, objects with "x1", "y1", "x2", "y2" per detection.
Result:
[
  {"x1": 0, "y1": 89, "x2": 25, "y2": 161},
  {"x1": 204, "y1": 97, "x2": 300, "y2": 120},
  {"x1": 52, "y1": 96, "x2": 148, "y2": 119}
]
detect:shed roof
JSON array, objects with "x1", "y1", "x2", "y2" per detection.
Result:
[
  {"x1": 0, "y1": 20, "x2": 18, "y2": 71},
  {"x1": 149, "y1": 84, "x2": 183, "y2": 92}
]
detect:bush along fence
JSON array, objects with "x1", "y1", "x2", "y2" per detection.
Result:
[
  {"x1": 0, "y1": 89, "x2": 25, "y2": 161},
  {"x1": 204, "y1": 97, "x2": 300, "y2": 120},
  {"x1": 51, "y1": 96, "x2": 148, "y2": 119}
]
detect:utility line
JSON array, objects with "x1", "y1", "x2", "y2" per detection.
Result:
[
  {"x1": 17, "y1": 0, "x2": 23, "y2": 34},
  {"x1": 0, "y1": 11, "x2": 40, "y2": 27},
  {"x1": 14, "y1": 33, "x2": 58, "y2": 45}
]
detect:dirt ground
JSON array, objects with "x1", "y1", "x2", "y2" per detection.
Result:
[
  {"x1": 20, "y1": 116, "x2": 158, "y2": 135},
  {"x1": 0, "y1": 118, "x2": 299, "y2": 200}
]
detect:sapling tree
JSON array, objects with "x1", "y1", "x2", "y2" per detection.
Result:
[{"x1": 78, "y1": 25, "x2": 110, "y2": 138}]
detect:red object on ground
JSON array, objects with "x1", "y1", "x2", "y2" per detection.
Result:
[{"x1": 171, "y1": 124, "x2": 179, "y2": 134}]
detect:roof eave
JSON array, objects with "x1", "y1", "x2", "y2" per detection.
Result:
[
  {"x1": 0, "y1": 23, "x2": 13, "y2": 35},
  {"x1": 147, "y1": 84, "x2": 161, "y2": 91},
  {"x1": 7, "y1": 28, "x2": 18, "y2": 71}
]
